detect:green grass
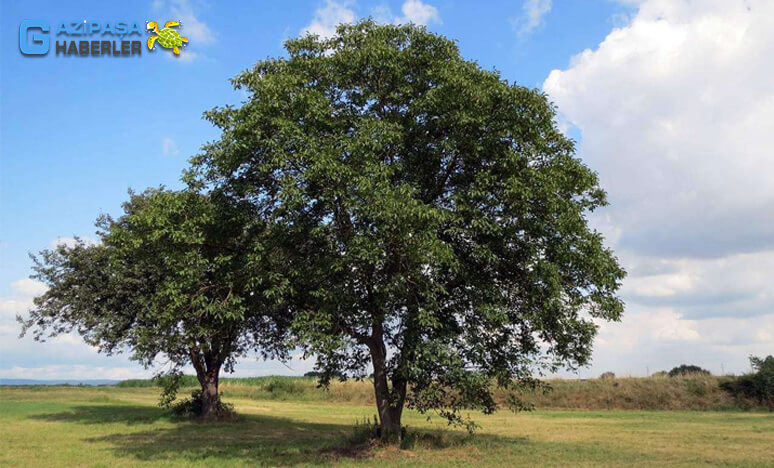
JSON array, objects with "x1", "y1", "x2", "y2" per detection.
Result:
[{"x1": 1, "y1": 386, "x2": 773, "y2": 467}]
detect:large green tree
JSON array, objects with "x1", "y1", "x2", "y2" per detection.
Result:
[
  {"x1": 21, "y1": 189, "x2": 290, "y2": 419},
  {"x1": 192, "y1": 21, "x2": 626, "y2": 437}
]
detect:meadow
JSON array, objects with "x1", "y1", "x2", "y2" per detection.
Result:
[{"x1": 1, "y1": 379, "x2": 773, "y2": 467}]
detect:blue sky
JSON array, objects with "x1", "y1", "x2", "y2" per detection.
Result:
[{"x1": 2, "y1": 0, "x2": 772, "y2": 380}]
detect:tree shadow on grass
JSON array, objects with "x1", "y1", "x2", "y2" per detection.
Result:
[
  {"x1": 29, "y1": 404, "x2": 168, "y2": 425},
  {"x1": 29, "y1": 404, "x2": 529, "y2": 466},
  {"x1": 30, "y1": 404, "x2": 376, "y2": 465}
]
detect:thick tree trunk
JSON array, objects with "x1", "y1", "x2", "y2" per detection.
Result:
[
  {"x1": 190, "y1": 348, "x2": 223, "y2": 420},
  {"x1": 199, "y1": 369, "x2": 220, "y2": 420},
  {"x1": 369, "y1": 335, "x2": 406, "y2": 441}
]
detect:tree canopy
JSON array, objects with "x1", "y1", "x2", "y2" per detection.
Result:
[
  {"x1": 21, "y1": 189, "x2": 291, "y2": 419},
  {"x1": 668, "y1": 365, "x2": 711, "y2": 377},
  {"x1": 189, "y1": 21, "x2": 625, "y2": 437}
]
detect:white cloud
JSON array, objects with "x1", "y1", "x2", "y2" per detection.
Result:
[
  {"x1": 586, "y1": 304, "x2": 774, "y2": 376},
  {"x1": 621, "y1": 250, "x2": 774, "y2": 320},
  {"x1": 161, "y1": 136, "x2": 180, "y2": 156},
  {"x1": 303, "y1": 0, "x2": 356, "y2": 39},
  {"x1": 1, "y1": 277, "x2": 45, "y2": 323},
  {"x1": 545, "y1": 0, "x2": 774, "y2": 259},
  {"x1": 0, "y1": 279, "x2": 46, "y2": 321},
  {"x1": 0, "y1": 298, "x2": 32, "y2": 321},
  {"x1": 511, "y1": 0, "x2": 551, "y2": 38},
  {"x1": 153, "y1": 0, "x2": 215, "y2": 44},
  {"x1": 0, "y1": 365, "x2": 152, "y2": 380},
  {"x1": 303, "y1": 1, "x2": 440, "y2": 39},
  {"x1": 542, "y1": 0, "x2": 774, "y2": 374},
  {"x1": 9, "y1": 279, "x2": 47, "y2": 298},
  {"x1": 396, "y1": 0, "x2": 440, "y2": 25}
]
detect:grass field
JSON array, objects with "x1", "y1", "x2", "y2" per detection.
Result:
[{"x1": 1, "y1": 386, "x2": 772, "y2": 467}]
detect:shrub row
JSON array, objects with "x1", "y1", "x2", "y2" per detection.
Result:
[{"x1": 116, "y1": 365, "x2": 773, "y2": 411}]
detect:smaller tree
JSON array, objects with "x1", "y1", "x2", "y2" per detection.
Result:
[
  {"x1": 668, "y1": 365, "x2": 710, "y2": 377},
  {"x1": 749, "y1": 355, "x2": 774, "y2": 401},
  {"x1": 599, "y1": 372, "x2": 616, "y2": 380},
  {"x1": 20, "y1": 189, "x2": 291, "y2": 419},
  {"x1": 720, "y1": 355, "x2": 774, "y2": 409}
]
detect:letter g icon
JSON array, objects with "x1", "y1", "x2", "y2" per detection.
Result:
[{"x1": 20, "y1": 20, "x2": 50, "y2": 55}]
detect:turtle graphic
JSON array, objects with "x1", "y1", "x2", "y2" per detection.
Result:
[{"x1": 146, "y1": 21, "x2": 188, "y2": 55}]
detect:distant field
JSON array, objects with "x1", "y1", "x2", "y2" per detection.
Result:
[
  {"x1": 119, "y1": 374, "x2": 761, "y2": 410},
  {"x1": 1, "y1": 386, "x2": 772, "y2": 467}
]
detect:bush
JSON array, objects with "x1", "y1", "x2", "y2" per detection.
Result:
[
  {"x1": 720, "y1": 355, "x2": 774, "y2": 409},
  {"x1": 117, "y1": 374, "x2": 199, "y2": 388},
  {"x1": 668, "y1": 365, "x2": 710, "y2": 377},
  {"x1": 349, "y1": 415, "x2": 383, "y2": 445},
  {"x1": 685, "y1": 379, "x2": 709, "y2": 396},
  {"x1": 304, "y1": 370, "x2": 347, "y2": 379},
  {"x1": 169, "y1": 390, "x2": 235, "y2": 419},
  {"x1": 264, "y1": 378, "x2": 305, "y2": 396},
  {"x1": 599, "y1": 372, "x2": 616, "y2": 379}
]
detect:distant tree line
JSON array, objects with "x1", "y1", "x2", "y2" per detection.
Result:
[{"x1": 597, "y1": 359, "x2": 773, "y2": 410}]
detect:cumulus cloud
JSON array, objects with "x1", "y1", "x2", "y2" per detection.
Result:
[
  {"x1": 587, "y1": 305, "x2": 774, "y2": 376},
  {"x1": 0, "y1": 279, "x2": 45, "y2": 322},
  {"x1": 302, "y1": 0, "x2": 357, "y2": 39},
  {"x1": 0, "y1": 297, "x2": 33, "y2": 321},
  {"x1": 9, "y1": 279, "x2": 47, "y2": 299},
  {"x1": 543, "y1": 0, "x2": 774, "y2": 374},
  {"x1": 622, "y1": 250, "x2": 774, "y2": 320},
  {"x1": 303, "y1": 0, "x2": 440, "y2": 39},
  {"x1": 152, "y1": 0, "x2": 215, "y2": 44},
  {"x1": 545, "y1": 0, "x2": 774, "y2": 259},
  {"x1": 395, "y1": 0, "x2": 440, "y2": 25},
  {"x1": 511, "y1": 0, "x2": 551, "y2": 38}
]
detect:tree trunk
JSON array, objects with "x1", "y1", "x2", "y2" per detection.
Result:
[
  {"x1": 369, "y1": 335, "x2": 406, "y2": 441},
  {"x1": 199, "y1": 368, "x2": 220, "y2": 420},
  {"x1": 190, "y1": 348, "x2": 223, "y2": 420}
]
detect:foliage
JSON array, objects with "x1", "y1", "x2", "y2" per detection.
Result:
[
  {"x1": 169, "y1": 389, "x2": 236, "y2": 419},
  {"x1": 157, "y1": 371, "x2": 185, "y2": 408},
  {"x1": 304, "y1": 370, "x2": 347, "y2": 380},
  {"x1": 117, "y1": 375, "x2": 201, "y2": 388},
  {"x1": 668, "y1": 365, "x2": 710, "y2": 377},
  {"x1": 599, "y1": 372, "x2": 615, "y2": 379},
  {"x1": 720, "y1": 355, "x2": 774, "y2": 409},
  {"x1": 348, "y1": 415, "x2": 384, "y2": 445},
  {"x1": 19, "y1": 189, "x2": 291, "y2": 419},
  {"x1": 187, "y1": 20, "x2": 625, "y2": 437}
]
